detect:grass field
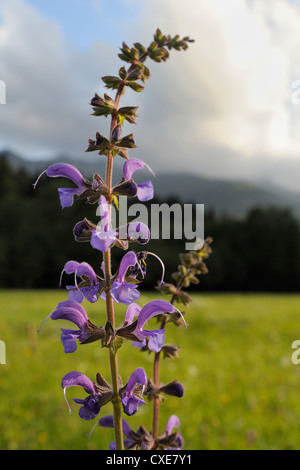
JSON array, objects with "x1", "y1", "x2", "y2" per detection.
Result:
[{"x1": 1, "y1": 290, "x2": 300, "y2": 450}]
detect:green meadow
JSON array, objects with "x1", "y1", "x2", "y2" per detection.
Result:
[{"x1": 1, "y1": 290, "x2": 300, "y2": 450}]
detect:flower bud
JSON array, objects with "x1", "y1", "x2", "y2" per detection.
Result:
[
  {"x1": 159, "y1": 380, "x2": 184, "y2": 398},
  {"x1": 73, "y1": 218, "x2": 95, "y2": 242},
  {"x1": 111, "y1": 124, "x2": 122, "y2": 142}
]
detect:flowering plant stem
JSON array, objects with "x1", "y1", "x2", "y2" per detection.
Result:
[
  {"x1": 35, "y1": 30, "x2": 199, "y2": 451},
  {"x1": 103, "y1": 247, "x2": 124, "y2": 449},
  {"x1": 103, "y1": 86, "x2": 125, "y2": 449}
]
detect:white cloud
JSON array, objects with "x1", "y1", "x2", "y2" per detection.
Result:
[
  {"x1": 135, "y1": 0, "x2": 300, "y2": 156},
  {"x1": 0, "y1": 0, "x2": 117, "y2": 157},
  {"x1": 1, "y1": 0, "x2": 300, "y2": 191}
]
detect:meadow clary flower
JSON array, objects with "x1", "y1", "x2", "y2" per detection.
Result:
[
  {"x1": 122, "y1": 158, "x2": 155, "y2": 201},
  {"x1": 90, "y1": 196, "x2": 118, "y2": 252},
  {"x1": 120, "y1": 367, "x2": 147, "y2": 416},
  {"x1": 33, "y1": 163, "x2": 97, "y2": 209},
  {"x1": 102, "y1": 251, "x2": 140, "y2": 305},
  {"x1": 61, "y1": 371, "x2": 107, "y2": 420},
  {"x1": 47, "y1": 300, "x2": 105, "y2": 353},
  {"x1": 124, "y1": 299, "x2": 175, "y2": 352},
  {"x1": 61, "y1": 260, "x2": 100, "y2": 303},
  {"x1": 164, "y1": 415, "x2": 184, "y2": 449}
]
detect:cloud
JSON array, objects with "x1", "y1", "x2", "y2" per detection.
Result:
[
  {"x1": 133, "y1": 0, "x2": 300, "y2": 162},
  {"x1": 1, "y1": 0, "x2": 300, "y2": 191},
  {"x1": 0, "y1": 0, "x2": 117, "y2": 157}
]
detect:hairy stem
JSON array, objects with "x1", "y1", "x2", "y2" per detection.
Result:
[
  {"x1": 102, "y1": 177, "x2": 124, "y2": 450},
  {"x1": 102, "y1": 84, "x2": 125, "y2": 450},
  {"x1": 152, "y1": 350, "x2": 162, "y2": 440}
]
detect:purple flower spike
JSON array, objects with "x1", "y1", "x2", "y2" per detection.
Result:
[
  {"x1": 122, "y1": 158, "x2": 155, "y2": 202},
  {"x1": 132, "y1": 300, "x2": 175, "y2": 352},
  {"x1": 90, "y1": 196, "x2": 118, "y2": 252},
  {"x1": 102, "y1": 251, "x2": 140, "y2": 305},
  {"x1": 61, "y1": 371, "x2": 100, "y2": 420},
  {"x1": 121, "y1": 368, "x2": 147, "y2": 416},
  {"x1": 50, "y1": 300, "x2": 105, "y2": 353},
  {"x1": 34, "y1": 163, "x2": 89, "y2": 209}
]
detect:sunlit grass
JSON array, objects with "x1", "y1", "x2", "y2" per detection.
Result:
[{"x1": 1, "y1": 290, "x2": 300, "y2": 449}]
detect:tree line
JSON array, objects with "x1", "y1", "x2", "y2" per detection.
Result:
[{"x1": 1, "y1": 156, "x2": 300, "y2": 292}]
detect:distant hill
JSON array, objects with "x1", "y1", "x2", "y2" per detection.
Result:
[
  {"x1": 152, "y1": 173, "x2": 300, "y2": 217},
  {"x1": 0, "y1": 149, "x2": 107, "y2": 176},
  {"x1": 2, "y1": 149, "x2": 300, "y2": 218}
]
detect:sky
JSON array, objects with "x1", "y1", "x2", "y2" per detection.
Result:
[{"x1": 1, "y1": 0, "x2": 300, "y2": 191}]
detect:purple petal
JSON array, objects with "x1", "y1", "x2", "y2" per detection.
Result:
[
  {"x1": 60, "y1": 329, "x2": 80, "y2": 353},
  {"x1": 98, "y1": 415, "x2": 114, "y2": 428},
  {"x1": 136, "y1": 181, "x2": 154, "y2": 201},
  {"x1": 122, "y1": 158, "x2": 154, "y2": 180},
  {"x1": 128, "y1": 222, "x2": 150, "y2": 244},
  {"x1": 122, "y1": 396, "x2": 145, "y2": 416},
  {"x1": 121, "y1": 368, "x2": 147, "y2": 416},
  {"x1": 117, "y1": 251, "x2": 138, "y2": 281},
  {"x1": 165, "y1": 415, "x2": 180, "y2": 435},
  {"x1": 76, "y1": 396, "x2": 100, "y2": 420},
  {"x1": 137, "y1": 300, "x2": 174, "y2": 329},
  {"x1": 144, "y1": 329, "x2": 166, "y2": 352},
  {"x1": 126, "y1": 368, "x2": 147, "y2": 391},
  {"x1": 132, "y1": 339, "x2": 147, "y2": 348},
  {"x1": 64, "y1": 261, "x2": 80, "y2": 274},
  {"x1": 51, "y1": 301, "x2": 88, "y2": 329},
  {"x1": 56, "y1": 300, "x2": 88, "y2": 317},
  {"x1": 61, "y1": 371, "x2": 95, "y2": 394},
  {"x1": 46, "y1": 163, "x2": 85, "y2": 187},
  {"x1": 58, "y1": 187, "x2": 85, "y2": 209},
  {"x1": 67, "y1": 287, "x2": 85, "y2": 303},
  {"x1": 98, "y1": 195, "x2": 111, "y2": 232},
  {"x1": 110, "y1": 281, "x2": 140, "y2": 305},
  {"x1": 76, "y1": 262, "x2": 98, "y2": 283},
  {"x1": 124, "y1": 303, "x2": 141, "y2": 324},
  {"x1": 80, "y1": 285, "x2": 99, "y2": 303},
  {"x1": 99, "y1": 415, "x2": 132, "y2": 439},
  {"x1": 90, "y1": 229, "x2": 117, "y2": 252}
]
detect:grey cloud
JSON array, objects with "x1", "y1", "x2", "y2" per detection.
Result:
[{"x1": 1, "y1": 0, "x2": 300, "y2": 194}]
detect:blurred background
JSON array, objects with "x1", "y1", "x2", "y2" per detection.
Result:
[{"x1": 1, "y1": 0, "x2": 300, "y2": 450}]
